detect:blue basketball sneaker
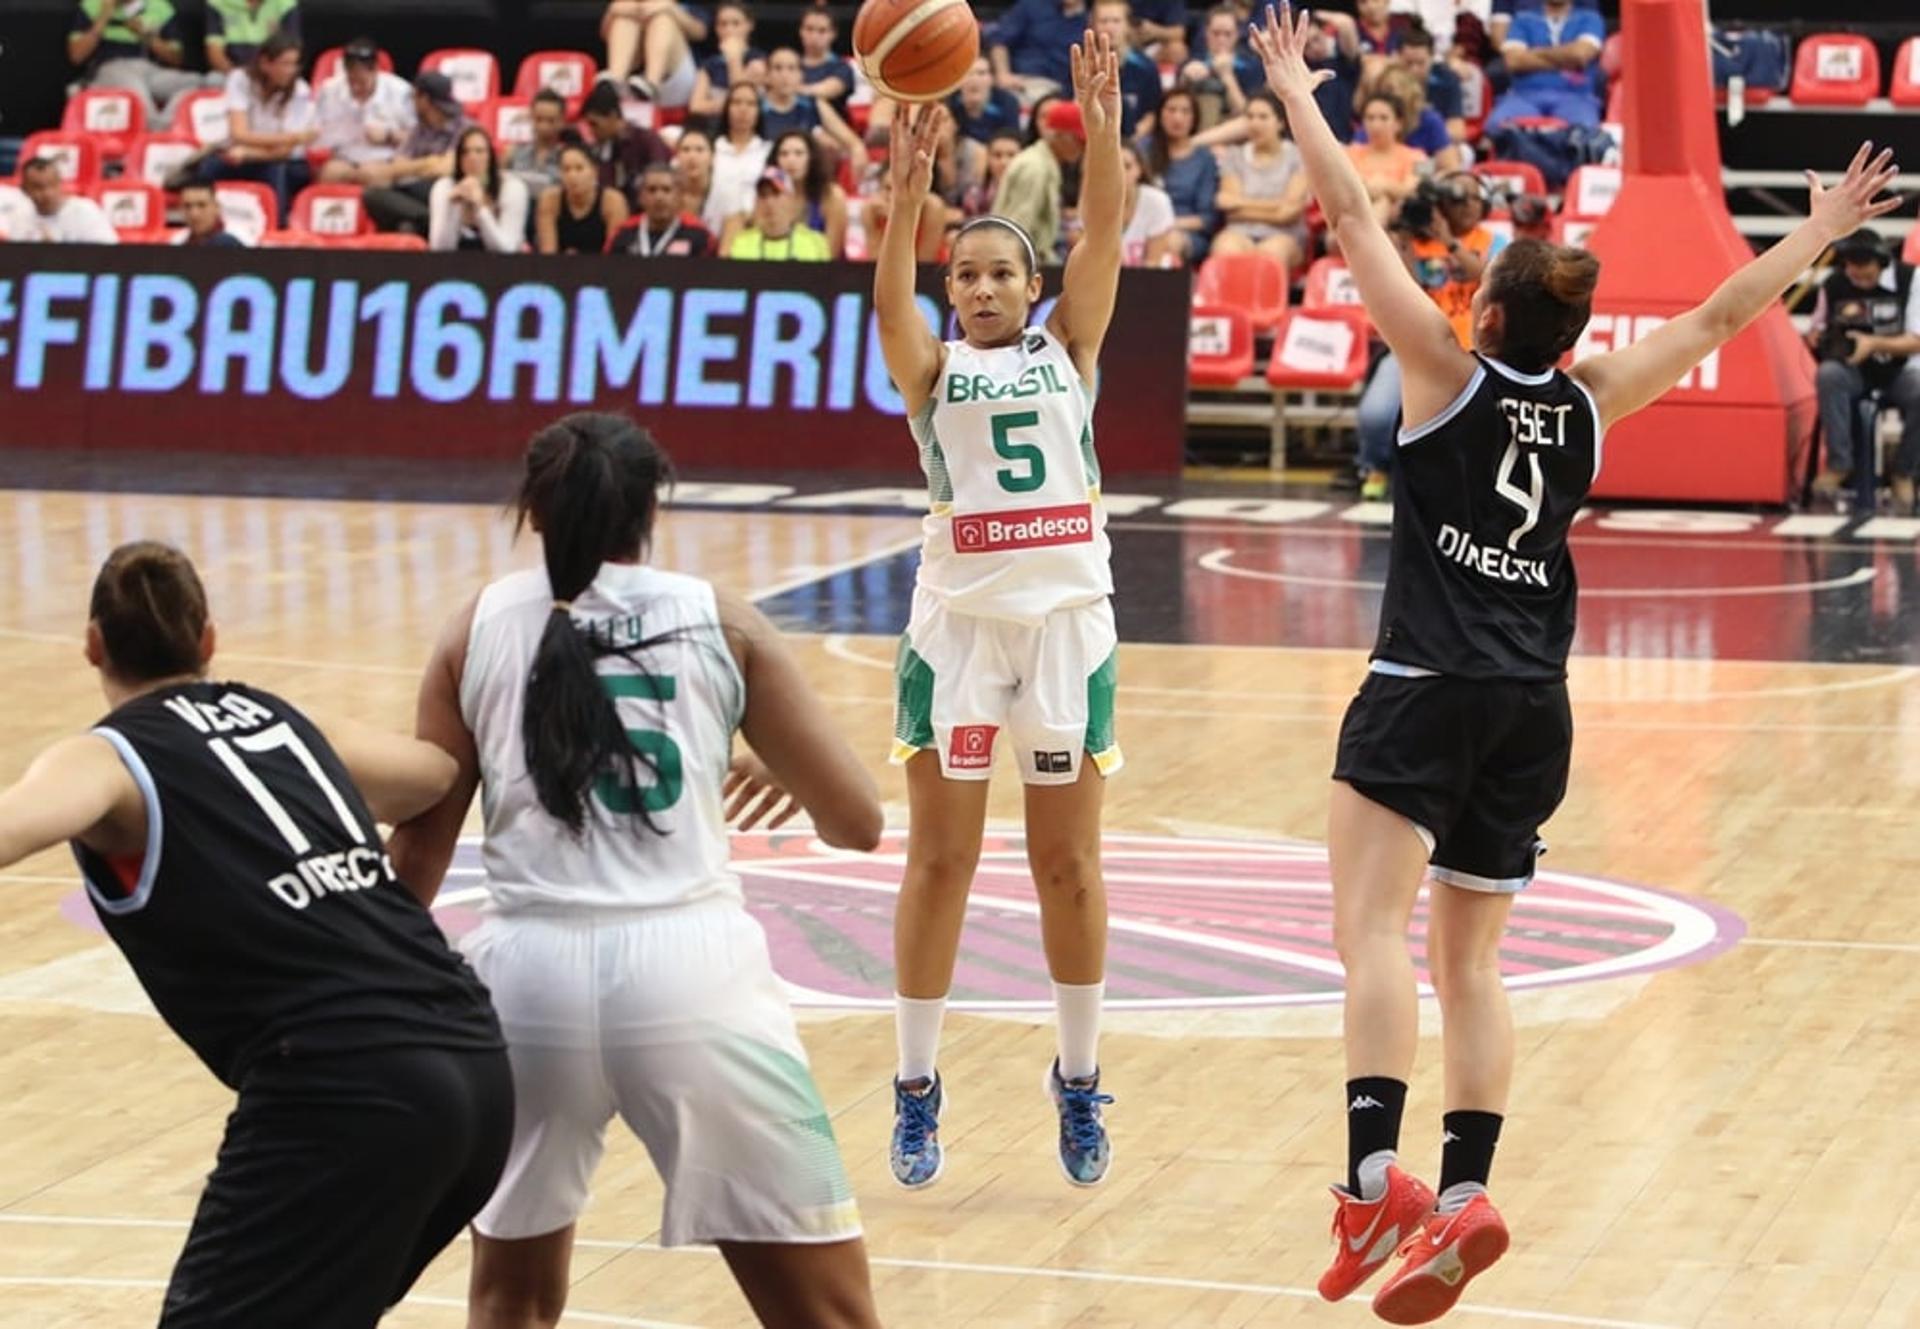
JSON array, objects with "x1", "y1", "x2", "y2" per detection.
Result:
[
  {"x1": 890, "y1": 1074, "x2": 945, "y2": 1189},
  {"x1": 1045, "y1": 1060, "x2": 1114, "y2": 1186}
]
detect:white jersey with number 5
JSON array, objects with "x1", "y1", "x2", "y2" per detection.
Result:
[
  {"x1": 911, "y1": 325, "x2": 1113, "y2": 624},
  {"x1": 460, "y1": 564, "x2": 746, "y2": 914}
]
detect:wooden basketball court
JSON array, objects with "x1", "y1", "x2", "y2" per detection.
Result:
[{"x1": 2, "y1": 483, "x2": 1916, "y2": 1328}]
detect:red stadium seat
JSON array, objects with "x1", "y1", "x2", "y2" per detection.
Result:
[
  {"x1": 1790, "y1": 34, "x2": 1880, "y2": 107},
  {"x1": 1264, "y1": 308, "x2": 1372, "y2": 391},
  {"x1": 92, "y1": 180, "x2": 167, "y2": 239},
  {"x1": 351, "y1": 232, "x2": 430, "y2": 251},
  {"x1": 260, "y1": 229, "x2": 330, "y2": 248},
  {"x1": 313, "y1": 44, "x2": 394, "y2": 88},
  {"x1": 173, "y1": 89, "x2": 232, "y2": 146},
  {"x1": 1562, "y1": 165, "x2": 1620, "y2": 220},
  {"x1": 479, "y1": 97, "x2": 535, "y2": 147},
  {"x1": 1474, "y1": 160, "x2": 1546, "y2": 202},
  {"x1": 125, "y1": 133, "x2": 198, "y2": 190},
  {"x1": 1302, "y1": 257, "x2": 1362, "y2": 311},
  {"x1": 1892, "y1": 38, "x2": 1920, "y2": 108},
  {"x1": 20, "y1": 132, "x2": 102, "y2": 187},
  {"x1": 1188, "y1": 305, "x2": 1254, "y2": 388},
  {"x1": 1904, "y1": 227, "x2": 1920, "y2": 266},
  {"x1": 62, "y1": 89, "x2": 146, "y2": 160},
  {"x1": 1194, "y1": 252, "x2": 1290, "y2": 334},
  {"x1": 213, "y1": 181, "x2": 278, "y2": 245},
  {"x1": 290, "y1": 184, "x2": 373, "y2": 238},
  {"x1": 421, "y1": 49, "x2": 502, "y2": 109},
  {"x1": 513, "y1": 51, "x2": 600, "y2": 119},
  {"x1": 1552, "y1": 215, "x2": 1598, "y2": 249}
]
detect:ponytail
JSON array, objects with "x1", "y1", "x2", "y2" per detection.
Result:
[
  {"x1": 515, "y1": 413, "x2": 674, "y2": 834},
  {"x1": 89, "y1": 541, "x2": 210, "y2": 682}
]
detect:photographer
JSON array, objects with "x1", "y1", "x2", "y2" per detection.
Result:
[
  {"x1": 1809, "y1": 229, "x2": 1920, "y2": 511},
  {"x1": 1352, "y1": 171, "x2": 1505, "y2": 499}
]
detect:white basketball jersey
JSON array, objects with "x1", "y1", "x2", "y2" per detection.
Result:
[
  {"x1": 911, "y1": 325, "x2": 1113, "y2": 624},
  {"x1": 460, "y1": 564, "x2": 746, "y2": 913}
]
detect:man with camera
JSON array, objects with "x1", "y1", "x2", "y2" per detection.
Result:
[
  {"x1": 1350, "y1": 171, "x2": 1506, "y2": 499},
  {"x1": 1809, "y1": 229, "x2": 1920, "y2": 511}
]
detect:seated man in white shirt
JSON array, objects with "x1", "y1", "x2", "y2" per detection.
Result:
[
  {"x1": 14, "y1": 158, "x2": 118, "y2": 244},
  {"x1": 315, "y1": 38, "x2": 416, "y2": 184}
]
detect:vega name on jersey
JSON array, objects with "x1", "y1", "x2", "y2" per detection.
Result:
[{"x1": 164, "y1": 690, "x2": 397, "y2": 913}]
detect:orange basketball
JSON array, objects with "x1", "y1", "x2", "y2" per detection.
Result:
[{"x1": 853, "y1": 0, "x2": 981, "y2": 103}]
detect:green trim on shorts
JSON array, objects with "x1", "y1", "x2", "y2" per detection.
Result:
[
  {"x1": 894, "y1": 635, "x2": 936, "y2": 749},
  {"x1": 1085, "y1": 647, "x2": 1117, "y2": 755},
  {"x1": 720, "y1": 1035, "x2": 857, "y2": 1209}
]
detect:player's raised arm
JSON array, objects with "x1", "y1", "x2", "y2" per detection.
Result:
[
  {"x1": 1048, "y1": 31, "x2": 1123, "y2": 381},
  {"x1": 1250, "y1": 4, "x2": 1472, "y2": 407},
  {"x1": 0, "y1": 736, "x2": 142, "y2": 869},
  {"x1": 874, "y1": 101, "x2": 949, "y2": 417},
  {"x1": 1572, "y1": 141, "x2": 1902, "y2": 429}
]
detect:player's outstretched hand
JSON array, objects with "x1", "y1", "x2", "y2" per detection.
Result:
[
  {"x1": 887, "y1": 100, "x2": 947, "y2": 207},
  {"x1": 723, "y1": 751, "x2": 802, "y2": 832},
  {"x1": 1070, "y1": 29, "x2": 1120, "y2": 139},
  {"x1": 1806, "y1": 141, "x2": 1902, "y2": 241},
  {"x1": 1248, "y1": 2, "x2": 1334, "y2": 101}
]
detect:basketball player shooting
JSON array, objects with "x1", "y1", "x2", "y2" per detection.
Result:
[
  {"x1": 873, "y1": 32, "x2": 1129, "y2": 1193},
  {"x1": 1250, "y1": 4, "x2": 1901, "y2": 1322}
]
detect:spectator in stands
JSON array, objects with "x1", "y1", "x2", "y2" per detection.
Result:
[
  {"x1": 1345, "y1": 89, "x2": 1424, "y2": 223},
  {"x1": 1397, "y1": 23, "x2": 1466, "y2": 147},
  {"x1": 504, "y1": 89, "x2": 571, "y2": 200},
  {"x1": 672, "y1": 125, "x2": 722, "y2": 231},
  {"x1": 760, "y1": 47, "x2": 867, "y2": 176},
  {"x1": 937, "y1": 57, "x2": 1023, "y2": 195},
  {"x1": 1487, "y1": 0, "x2": 1594, "y2": 50},
  {"x1": 959, "y1": 129, "x2": 1022, "y2": 222},
  {"x1": 196, "y1": 31, "x2": 315, "y2": 220},
  {"x1": 1184, "y1": 6, "x2": 1265, "y2": 129},
  {"x1": 1360, "y1": 67, "x2": 1461, "y2": 171},
  {"x1": 1355, "y1": 0, "x2": 1411, "y2": 68},
  {"x1": 68, "y1": 0, "x2": 203, "y2": 129},
  {"x1": 178, "y1": 180, "x2": 244, "y2": 247},
  {"x1": 991, "y1": 0, "x2": 1088, "y2": 102},
  {"x1": 994, "y1": 98, "x2": 1084, "y2": 264},
  {"x1": 1090, "y1": 0, "x2": 1163, "y2": 140},
  {"x1": 616, "y1": 161, "x2": 717, "y2": 255},
  {"x1": 724, "y1": 165, "x2": 830, "y2": 259},
  {"x1": 315, "y1": 38, "x2": 416, "y2": 184},
  {"x1": 1390, "y1": 0, "x2": 1489, "y2": 56},
  {"x1": 13, "y1": 157, "x2": 118, "y2": 243},
  {"x1": 360, "y1": 73, "x2": 468, "y2": 235},
  {"x1": 1353, "y1": 169, "x2": 1504, "y2": 498},
  {"x1": 1120, "y1": 141, "x2": 1177, "y2": 265},
  {"x1": 1487, "y1": 0, "x2": 1604, "y2": 129},
  {"x1": 581, "y1": 81, "x2": 672, "y2": 210},
  {"x1": 688, "y1": 1, "x2": 768, "y2": 119},
  {"x1": 862, "y1": 173, "x2": 949, "y2": 262},
  {"x1": 1809, "y1": 229, "x2": 1920, "y2": 511},
  {"x1": 709, "y1": 80, "x2": 772, "y2": 230},
  {"x1": 1211, "y1": 92, "x2": 1310, "y2": 271},
  {"x1": 429, "y1": 125, "x2": 530, "y2": 253},
  {"x1": 602, "y1": 0, "x2": 707, "y2": 107},
  {"x1": 1130, "y1": 0, "x2": 1188, "y2": 65},
  {"x1": 204, "y1": 0, "x2": 300, "y2": 73},
  {"x1": 1305, "y1": 9, "x2": 1363, "y2": 141},
  {"x1": 769, "y1": 130, "x2": 849, "y2": 258},
  {"x1": 798, "y1": 8, "x2": 855, "y2": 116},
  {"x1": 536, "y1": 141, "x2": 629, "y2": 254},
  {"x1": 1144, "y1": 87, "x2": 1217, "y2": 263}
]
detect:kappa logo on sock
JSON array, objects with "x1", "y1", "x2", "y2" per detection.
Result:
[
  {"x1": 1442, "y1": 1130, "x2": 1461, "y2": 1144},
  {"x1": 1349, "y1": 1094, "x2": 1385, "y2": 1111}
]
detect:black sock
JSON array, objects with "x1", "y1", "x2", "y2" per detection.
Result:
[
  {"x1": 1345, "y1": 1077, "x2": 1408, "y2": 1195},
  {"x1": 1439, "y1": 1110, "x2": 1504, "y2": 1195}
]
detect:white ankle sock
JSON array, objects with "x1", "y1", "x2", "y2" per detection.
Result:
[
  {"x1": 1437, "y1": 1181, "x2": 1486, "y2": 1213},
  {"x1": 895, "y1": 993, "x2": 947, "y2": 1082},
  {"x1": 1052, "y1": 980, "x2": 1105, "y2": 1080},
  {"x1": 1357, "y1": 1149, "x2": 1396, "y2": 1202}
]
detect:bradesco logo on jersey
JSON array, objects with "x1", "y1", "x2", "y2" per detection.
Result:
[{"x1": 952, "y1": 503, "x2": 1095, "y2": 553}]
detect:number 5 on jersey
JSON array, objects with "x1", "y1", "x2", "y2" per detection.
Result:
[
  {"x1": 593, "y1": 673, "x2": 684, "y2": 814},
  {"x1": 992, "y1": 411, "x2": 1047, "y2": 493}
]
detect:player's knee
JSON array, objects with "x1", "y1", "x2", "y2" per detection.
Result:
[
  {"x1": 906, "y1": 842, "x2": 982, "y2": 891},
  {"x1": 1426, "y1": 933, "x2": 1502, "y2": 1004},
  {"x1": 1331, "y1": 905, "x2": 1406, "y2": 968},
  {"x1": 1029, "y1": 843, "x2": 1100, "y2": 905}
]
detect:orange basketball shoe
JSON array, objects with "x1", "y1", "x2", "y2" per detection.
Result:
[
  {"x1": 1371, "y1": 1191, "x2": 1511, "y2": 1325},
  {"x1": 1317, "y1": 1164, "x2": 1436, "y2": 1302}
]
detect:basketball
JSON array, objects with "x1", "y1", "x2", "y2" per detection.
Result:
[{"x1": 852, "y1": 0, "x2": 980, "y2": 103}]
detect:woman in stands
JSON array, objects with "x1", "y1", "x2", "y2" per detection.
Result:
[
  {"x1": 392, "y1": 413, "x2": 885, "y2": 1329},
  {"x1": 196, "y1": 30, "x2": 316, "y2": 219},
  {"x1": 672, "y1": 125, "x2": 723, "y2": 231},
  {"x1": 872, "y1": 31, "x2": 1127, "y2": 1194},
  {"x1": 536, "y1": 141, "x2": 630, "y2": 254},
  {"x1": 1119, "y1": 141, "x2": 1177, "y2": 266},
  {"x1": 1346, "y1": 87, "x2": 1426, "y2": 223},
  {"x1": 430, "y1": 126, "x2": 531, "y2": 253},
  {"x1": 710, "y1": 80, "x2": 772, "y2": 230},
  {"x1": 959, "y1": 128, "x2": 1023, "y2": 224},
  {"x1": 1210, "y1": 91, "x2": 1312, "y2": 272},
  {"x1": 771, "y1": 129, "x2": 850, "y2": 258},
  {"x1": 1144, "y1": 87, "x2": 1218, "y2": 264},
  {"x1": 1252, "y1": 5, "x2": 1901, "y2": 1321}
]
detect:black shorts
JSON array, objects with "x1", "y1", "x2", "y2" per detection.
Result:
[
  {"x1": 1332, "y1": 671, "x2": 1572, "y2": 891},
  {"x1": 158, "y1": 1043, "x2": 515, "y2": 1329}
]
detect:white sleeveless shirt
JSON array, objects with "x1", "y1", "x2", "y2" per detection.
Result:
[
  {"x1": 910, "y1": 325, "x2": 1113, "y2": 624},
  {"x1": 460, "y1": 564, "x2": 746, "y2": 913}
]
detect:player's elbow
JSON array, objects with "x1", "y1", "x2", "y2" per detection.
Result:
[{"x1": 815, "y1": 789, "x2": 884, "y2": 852}]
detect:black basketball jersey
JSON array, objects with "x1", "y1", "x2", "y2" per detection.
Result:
[
  {"x1": 72, "y1": 682, "x2": 502, "y2": 1089},
  {"x1": 1372, "y1": 354, "x2": 1602, "y2": 680}
]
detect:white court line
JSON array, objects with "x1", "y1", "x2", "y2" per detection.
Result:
[
  {"x1": 0, "y1": 1216, "x2": 1679, "y2": 1329},
  {"x1": 1198, "y1": 547, "x2": 1880, "y2": 599},
  {"x1": 0, "y1": 626, "x2": 422, "y2": 677},
  {"x1": 1742, "y1": 937, "x2": 1920, "y2": 954},
  {"x1": 746, "y1": 533, "x2": 924, "y2": 603}
]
